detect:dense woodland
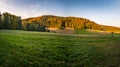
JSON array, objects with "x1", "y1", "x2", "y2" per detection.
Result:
[
  {"x1": 22, "y1": 15, "x2": 102, "y2": 30},
  {"x1": 22, "y1": 15, "x2": 120, "y2": 32},
  {"x1": 0, "y1": 12, "x2": 120, "y2": 32},
  {"x1": 0, "y1": 12, "x2": 22, "y2": 30}
]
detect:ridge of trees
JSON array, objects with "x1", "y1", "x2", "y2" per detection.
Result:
[
  {"x1": 22, "y1": 15, "x2": 120, "y2": 32},
  {"x1": 0, "y1": 12, "x2": 22, "y2": 30},
  {"x1": 0, "y1": 12, "x2": 120, "y2": 32},
  {"x1": 0, "y1": 12, "x2": 47, "y2": 32},
  {"x1": 22, "y1": 15, "x2": 102, "y2": 30}
]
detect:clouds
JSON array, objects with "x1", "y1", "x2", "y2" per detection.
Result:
[
  {"x1": 27, "y1": 0, "x2": 66, "y2": 17},
  {"x1": 0, "y1": 0, "x2": 66, "y2": 18},
  {"x1": 0, "y1": 1, "x2": 14, "y2": 13},
  {"x1": 0, "y1": 0, "x2": 27, "y2": 17},
  {"x1": 0, "y1": 0, "x2": 120, "y2": 27}
]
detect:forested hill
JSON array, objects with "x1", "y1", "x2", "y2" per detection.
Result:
[
  {"x1": 22, "y1": 15, "x2": 120, "y2": 33},
  {"x1": 0, "y1": 12, "x2": 119, "y2": 33}
]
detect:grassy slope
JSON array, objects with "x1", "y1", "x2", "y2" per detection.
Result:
[
  {"x1": 75, "y1": 29, "x2": 93, "y2": 34},
  {"x1": 0, "y1": 30, "x2": 120, "y2": 67}
]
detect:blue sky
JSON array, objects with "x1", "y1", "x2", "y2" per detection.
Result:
[{"x1": 0, "y1": 0, "x2": 120, "y2": 27}]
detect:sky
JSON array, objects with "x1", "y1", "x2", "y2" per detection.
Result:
[{"x1": 0, "y1": 0, "x2": 120, "y2": 27}]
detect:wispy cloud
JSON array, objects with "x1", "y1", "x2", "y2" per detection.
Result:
[
  {"x1": 0, "y1": 1, "x2": 14, "y2": 13},
  {"x1": 0, "y1": 0, "x2": 120, "y2": 27}
]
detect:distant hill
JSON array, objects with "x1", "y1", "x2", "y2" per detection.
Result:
[{"x1": 22, "y1": 15, "x2": 120, "y2": 33}]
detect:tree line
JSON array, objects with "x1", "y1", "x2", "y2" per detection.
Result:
[
  {"x1": 0, "y1": 12, "x2": 120, "y2": 32},
  {"x1": 22, "y1": 15, "x2": 120, "y2": 32},
  {"x1": 0, "y1": 12, "x2": 47, "y2": 32},
  {"x1": 22, "y1": 15, "x2": 102, "y2": 30},
  {"x1": 0, "y1": 12, "x2": 22, "y2": 30}
]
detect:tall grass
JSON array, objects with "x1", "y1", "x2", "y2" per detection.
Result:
[{"x1": 0, "y1": 30, "x2": 120, "y2": 67}]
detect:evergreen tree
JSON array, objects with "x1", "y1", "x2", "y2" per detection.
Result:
[
  {"x1": 0, "y1": 12, "x2": 2, "y2": 29},
  {"x1": 3, "y1": 12, "x2": 10, "y2": 29},
  {"x1": 1, "y1": 12, "x2": 22, "y2": 30}
]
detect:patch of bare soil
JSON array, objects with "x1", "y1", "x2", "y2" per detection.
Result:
[{"x1": 46, "y1": 28, "x2": 75, "y2": 34}]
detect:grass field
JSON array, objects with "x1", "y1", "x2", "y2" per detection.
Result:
[{"x1": 0, "y1": 30, "x2": 120, "y2": 67}]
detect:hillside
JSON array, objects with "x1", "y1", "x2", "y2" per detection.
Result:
[
  {"x1": 1, "y1": 12, "x2": 119, "y2": 33},
  {"x1": 22, "y1": 15, "x2": 120, "y2": 33}
]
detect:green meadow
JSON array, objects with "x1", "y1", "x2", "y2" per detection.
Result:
[{"x1": 0, "y1": 30, "x2": 120, "y2": 67}]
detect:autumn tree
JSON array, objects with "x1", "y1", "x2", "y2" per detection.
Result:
[{"x1": 22, "y1": 15, "x2": 120, "y2": 32}]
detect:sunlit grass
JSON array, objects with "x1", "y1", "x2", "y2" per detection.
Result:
[{"x1": 0, "y1": 30, "x2": 120, "y2": 67}]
